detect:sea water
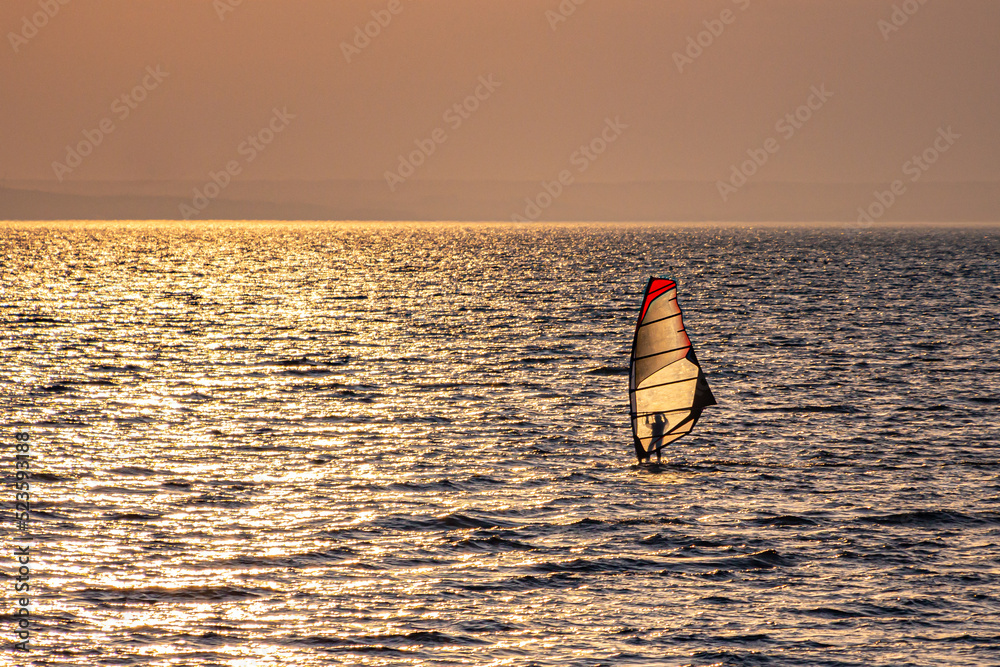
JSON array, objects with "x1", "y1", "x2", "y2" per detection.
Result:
[{"x1": 2, "y1": 222, "x2": 999, "y2": 666}]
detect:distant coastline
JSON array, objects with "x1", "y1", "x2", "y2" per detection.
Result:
[{"x1": 1, "y1": 180, "x2": 997, "y2": 223}]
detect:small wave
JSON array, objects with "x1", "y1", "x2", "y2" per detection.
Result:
[
  {"x1": 29, "y1": 471, "x2": 70, "y2": 482},
  {"x1": 184, "y1": 494, "x2": 252, "y2": 508},
  {"x1": 15, "y1": 315, "x2": 66, "y2": 324},
  {"x1": 794, "y1": 603, "x2": 899, "y2": 619},
  {"x1": 90, "y1": 364, "x2": 147, "y2": 372},
  {"x1": 114, "y1": 416, "x2": 157, "y2": 424},
  {"x1": 568, "y1": 517, "x2": 692, "y2": 532},
  {"x1": 23, "y1": 508, "x2": 72, "y2": 519},
  {"x1": 700, "y1": 595, "x2": 738, "y2": 604},
  {"x1": 928, "y1": 633, "x2": 1000, "y2": 644},
  {"x1": 282, "y1": 367, "x2": 337, "y2": 377},
  {"x1": 108, "y1": 466, "x2": 172, "y2": 477},
  {"x1": 177, "y1": 391, "x2": 214, "y2": 401},
  {"x1": 75, "y1": 585, "x2": 273, "y2": 603},
  {"x1": 88, "y1": 484, "x2": 158, "y2": 495},
  {"x1": 81, "y1": 378, "x2": 118, "y2": 386},
  {"x1": 388, "y1": 479, "x2": 461, "y2": 492},
  {"x1": 748, "y1": 405, "x2": 858, "y2": 414},
  {"x1": 518, "y1": 356, "x2": 559, "y2": 364},
  {"x1": 33, "y1": 418, "x2": 89, "y2": 428},
  {"x1": 463, "y1": 572, "x2": 583, "y2": 592},
  {"x1": 584, "y1": 366, "x2": 627, "y2": 376},
  {"x1": 217, "y1": 548, "x2": 356, "y2": 568},
  {"x1": 969, "y1": 396, "x2": 1000, "y2": 405},
  {"x1": 414, "y1": 380, "x2": 513, "y2": 389},
  {"x1": 375, "y1": 512, "x2": 518, "y2": 532},
  {"x1": 291, "y1": 630, "x2": 487, "y2": 650},
  {"x1": 861, "y1": 510, "x2": 984, "y2": 526},
  {"x1": 466, "y1": 474, "x2": 505, "y2": 486},
  {"x1": 747, "y1": 515, "x2": 818, "y2": 527},
  {"x1": 528, "y1": 556, "x2": 663, "y2": 574},
  {"x1": 456, "y1": 619, "x2": 522, "y2": 633},
  {"x1": 450, "y1": 535, "x2": 536, "y2": 553},
  {"x1": 641, "y1": 533, "x2": 680, "y2": 547},
  {"x1": 269, "y1": 355, "x2": 350, "y2": 367},
  {"x1": 39, "y1": 383, "x2": 76, "y2": 394},
  {"x1": 394, "y1": 415, "x2": 452, "y2": 424},
  {"x1": 706, "y1": 549, "x2": 793, "y2": 571},
  {"x1": 274, "y1": 356, "x2": 318, "y2": 366},
  {"x1": 717, "y1": 633, "x2": 774, "y2": 644},
  {"x1": 429, "y1": 512, "x2": 515, "y2": 530},
  {"x1": 101, "y1": 511, "x2": 162, "y2": 522}
]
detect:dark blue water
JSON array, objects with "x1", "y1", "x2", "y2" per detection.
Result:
[{"x1": 2, "y1": 222, "x2": 999, "y2": 666}]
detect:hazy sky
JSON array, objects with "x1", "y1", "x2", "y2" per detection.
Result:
[{"x1": 2, "y1": 0, "x2": 998, "y2": 186}]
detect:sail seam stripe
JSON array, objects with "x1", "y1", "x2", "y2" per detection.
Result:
[
  {"x1": 633, "y1": 345, "x2": 690, "y2": 361},
  {"x1": 640, "y1": 313, "x2": 682, "y2": 327},
  {"x1": 635, "y1": 376, "x2": 698, "y2": 390}
]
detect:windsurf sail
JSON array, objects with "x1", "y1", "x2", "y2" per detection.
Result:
[{"x1": 629, "y1": 277, "x2": 716, "y2": 462}]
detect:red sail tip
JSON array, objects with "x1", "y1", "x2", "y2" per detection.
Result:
[{"x1": 639, "y1": 278, "x2": 676, "y2": 322}]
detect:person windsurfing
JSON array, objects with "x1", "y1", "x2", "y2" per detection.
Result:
[
  {"x1": 649, "y1": 413, "x2": 665, "y2": 464},
  {"x1": 634, "y1": 414, "x2": 666, "y2": 464},
  {"x1": 629, "y1": 277, "x2": 716, "y2": 465}
]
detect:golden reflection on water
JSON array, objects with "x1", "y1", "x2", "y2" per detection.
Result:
[{"x1": 1, "y1": 222, "x2": 998, "y2": 665}]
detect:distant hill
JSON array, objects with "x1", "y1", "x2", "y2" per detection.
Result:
[{"x1": 2, "y1": 180, "x2": 997, "y2": 222}]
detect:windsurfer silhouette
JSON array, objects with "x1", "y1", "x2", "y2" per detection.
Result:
[{"x1": 648, "y1": 413, "x2": 666, "y2": 464}]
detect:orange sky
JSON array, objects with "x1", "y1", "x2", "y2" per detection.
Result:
[{"x1": 2, "y1": 0, "x2": 998, "y2": 187}]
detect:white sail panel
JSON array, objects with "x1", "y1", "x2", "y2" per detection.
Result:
[
  {"x1": 638, "y1": 357, "x2": 700, "y2": 390},
  {"x1": 632, "y1": 286, "x2": 692, "y2": 386}
]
